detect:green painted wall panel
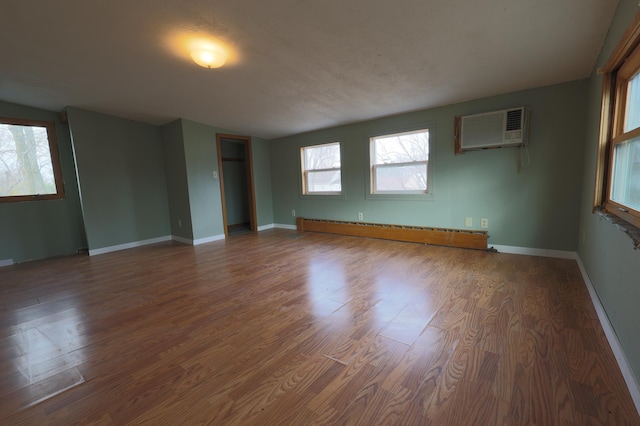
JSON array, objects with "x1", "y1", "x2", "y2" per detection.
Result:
[
  {"x1": 0, "y1": 101, "x2": 85, "y2": 263},
  {"x1": 251, "y1": 137, "x2": 274, "y2": 227},
  {"x1": 578, "y1": 0, "x2": 640, "y2": 384},
  {"x1": 161, "y1": 119, "x2": 193, "y2": 240},
  {"x1": 271, "y1": 80, "x2": 587, "y2": 251},
  {"x1": 67, "y1": 108, "x2": 170, "y2": 250},
  {"x1": 181, "y1": 119, "x2": 226, "y2": 239},
  {"x1": 179, "y1": 120, "x2": 274, "y2": 238}
]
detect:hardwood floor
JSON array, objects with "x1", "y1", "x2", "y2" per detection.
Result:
[{"x1": 0, "y1": 229, "x2": 638, "y2": 425}]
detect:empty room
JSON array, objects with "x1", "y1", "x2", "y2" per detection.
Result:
[{"x1": 1, "y1": 0, "x2": 640, "y2": 424}]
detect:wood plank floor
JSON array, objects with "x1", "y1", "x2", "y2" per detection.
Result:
[{"x1": 0, "y1": 229, "x2": 638, "y2": 425}]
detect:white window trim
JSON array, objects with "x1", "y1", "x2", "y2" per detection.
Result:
[
  {"x1": 300, "y1": 141, "x2": 342, "y2": 196},
  {"x1": 369, "y1": 128, "x2": 430, "y2": 195}
]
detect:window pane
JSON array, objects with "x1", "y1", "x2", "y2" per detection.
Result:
[
  {"x1": 625, "y1": 72, "x2": 640, "y2": 133},
  {"x1": 304, "y1": 143, "x2": 340, "y2": 170},
  {"x1": 611, "y1": 136, "x2": 640, "y2": 211},
  {"x1": 307, "y1": 170, "x2": 341, "y2": 193},
  {"x1": 0, "y1": 124, "x2": 57, "y2": 197},
  {"x1": 375, "y1": 164, "x2": 427, "y2": 192},
  {"x1": 373, "y1": 130, "x2": 429, "y2": 165}
]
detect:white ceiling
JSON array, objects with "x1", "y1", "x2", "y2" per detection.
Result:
[{"x1": 1, "y1": 0, "x2": 619, "y2": 140}]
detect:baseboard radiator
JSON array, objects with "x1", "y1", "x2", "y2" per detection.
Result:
[{"x1": 296, "y1": 217, "x2": 488, "y2": 250}]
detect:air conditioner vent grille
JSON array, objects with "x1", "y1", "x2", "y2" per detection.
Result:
[
  {"x1": 455, "y1": 106, "x2": 529, "y2": 153},
  {"x1": 505, "y1": 109, "x2": 523, "y2": 132}
]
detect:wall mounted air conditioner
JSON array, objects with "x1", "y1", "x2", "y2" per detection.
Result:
[{"x1": 455, "y1": 106, "x2": 529, "y2": 153}]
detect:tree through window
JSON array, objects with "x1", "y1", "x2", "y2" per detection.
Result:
[
  {"x1": 370, "y1": 129, "x2": 429, "y2": 193},
  {"x1": 300, "y1": 142, "x2": 342, "y2": 195},
  {"x1": 0, "y1": 118, "x2": 65, "y2": 202}
]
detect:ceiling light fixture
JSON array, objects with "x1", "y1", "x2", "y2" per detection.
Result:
[{"x1": 190, "y1": 46, "x2": 227, "y2": 69}]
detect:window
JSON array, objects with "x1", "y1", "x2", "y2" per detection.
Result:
[
  {"x1": 610, "y1": 57, "x2": 640, "y2": 215},
  {"x1": 370, "y1": 129, "x2": 429, "y2": 194},
  {"x1": 0, "y1": 118, "x2": 65, "y2": 203},
  {"x1": 300, "y1": 142, "x2": 342, "y2": 194},
  {"x1": 595, "y1": 13, "x2": 640, "y2": 231}
]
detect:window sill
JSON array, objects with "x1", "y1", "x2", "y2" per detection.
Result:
[
  {"x1": 595, "y1": 206, "x2": 640, "y2": 249},
  {"x1": 300, "y1": 193, "x2": 346, "y2": 200},
  {"x1": 365, "y1": 192, "x2": 434, "y2": 201}
]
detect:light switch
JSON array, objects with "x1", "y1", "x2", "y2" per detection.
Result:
[{"x1": 213, "y1": 171, "x2": 218, "y2": 179}]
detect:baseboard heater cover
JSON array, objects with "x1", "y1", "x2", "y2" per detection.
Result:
[{"x1": 296, "y1": 217, "x2": 488, "y2": 250}]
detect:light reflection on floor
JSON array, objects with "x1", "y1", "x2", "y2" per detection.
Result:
[
  {"x1": 306, "y1": 259, "x2": 350, "y2": 317},
  {"x1": 374, "y1": 273, "x2": 436, "y2": 345},
  {"x1": 9, "y1": 305, "x2": 86, "y2": 406},
  {"x1": 305, "y1": 256, "x2": 436, "y2": 346}
]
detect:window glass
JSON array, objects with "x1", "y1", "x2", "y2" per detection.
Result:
[
  {"x1": 301, "y1": 142, "x2": 341, "y2": 194},
  {"x1": 370, "y1": 129, "x2": 429, "y2": 193},
  {"x1": 624, "y1": 71, "x2": 640, "y2": 133},
  {"x1": 373, "y1": 163, "x2": 427, "y2": 192},
  {"x1": 0, "y1": 120, "x2": 63, "y2": 201},
  {"x1": 611, "y1": 136, "x2": 640, "y2": 212},
  {"x1": 306, "y1": 169, "x2": 341, "y2": 193},
  {"x1": 594, "y1": 13, "x2": 640, "y2": 232}
]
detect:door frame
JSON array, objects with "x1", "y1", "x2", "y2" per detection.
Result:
[{"x1": 216, "y1": 133, "x2": 257, "y2": 238}]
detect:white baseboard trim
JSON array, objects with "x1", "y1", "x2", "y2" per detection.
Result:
[
  {"x1": 171, "y1": 234, "x2": 226, "y2": 246},
  {"x1": 172, "y1": 226, "x2": 289, "y2": 242},
  {"x1": 0, "y1": 259, "x2": 14, "y2": 268},
  {"x1": 491, "y1": 244, "x2": 577, "y2": 259},
  {"x1": 89, "y1": 236, "x2": 172, "y2": 256},
  {"x1": 193, "y1": 234, "x2": 226, "y2": 245},
  {"x1": 274, "y1": 223, "x2": 297, "y2": 230},
  {"x1": 172, "y1": 235, "x2": 192, "y2": 245},
  {"x1": 576, "y1": 256, "x2": 640, "y2": 414}
]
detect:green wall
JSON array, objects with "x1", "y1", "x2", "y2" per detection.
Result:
[
  {"x1": 270, "y1": 80, "x2": 588, "y2": 251},
  {"x1": 578, "y1": 0, "x2": 640, "y2": 385},
  {"x1": 67, "y1": 108, "x2": 171, "y2": 251},
  {"x1": 181, "y1": 119, "x2": 226, "y2": 240},
  {"x1": 252, "y1": 136, "x2": 274, "y2": 227},
  {"x1": 161, "y1": 119, "x2": 193, "y2": 240},
  {"x1": 0, "y1": 100, "x2": 86, "y2": 263},
  {"x1": 1, "y1": 104, "x2": 275, "y2": 260},
  {"x1": 164, "y1": 119, "x2": 274, "y2": 241}
]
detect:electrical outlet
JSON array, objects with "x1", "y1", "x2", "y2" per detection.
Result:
[
  {"x1": 358, "y1": 212, "x2": 364, "y2": 221},
  {"x1": 291, "y1": 209, "x2": 296, "y2": 217},
  {"x1": 465, "y1": 217, "x2": 472, "y2": 227},
  {"x1": 481, "y1": 218, "x2": 488, "y2": 229}
]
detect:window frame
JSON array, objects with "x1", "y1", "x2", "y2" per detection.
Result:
[
  {"x1": 300, "y1": 141, "x2": 342, "y2": 196},
  {"x1": 369, "y1": 128, "x2": 430, "y2": 195},
  {"x1": 595, "y1": 11, "x2": 640, "y2": 232},
  {"x1": 0, "y1": 117, "x2": 65, "y2": 203}
]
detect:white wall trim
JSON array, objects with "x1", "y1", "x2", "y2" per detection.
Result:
[
  {"x1": 192, "y1": 234, "x2": 226, "y2": 245},
  {"x1": 491, "y1": 244, "x2": 577, "y2": 259},
  {"x1": 0, "y1": 259, "x2": 14, "y2": 268},
  {"x1": 576, "y1": 256, "x2": 640, "y2": 414},
  {"x1": 172, "y1": 235, "x2": 193, "y2": 245},
  {"x1": 89, "y1": 236, "x2": 172, "y2": 256},
  {"x1": 173, "y1": 227, "x2": 280, "y2": 245},
  {"x1": 274, "y1": 223, "x2": 297, "y2": 230}
]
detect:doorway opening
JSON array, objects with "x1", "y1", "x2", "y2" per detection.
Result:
[{"x1": 216, "y1": 134, "x2": 257, "y2": 238}]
